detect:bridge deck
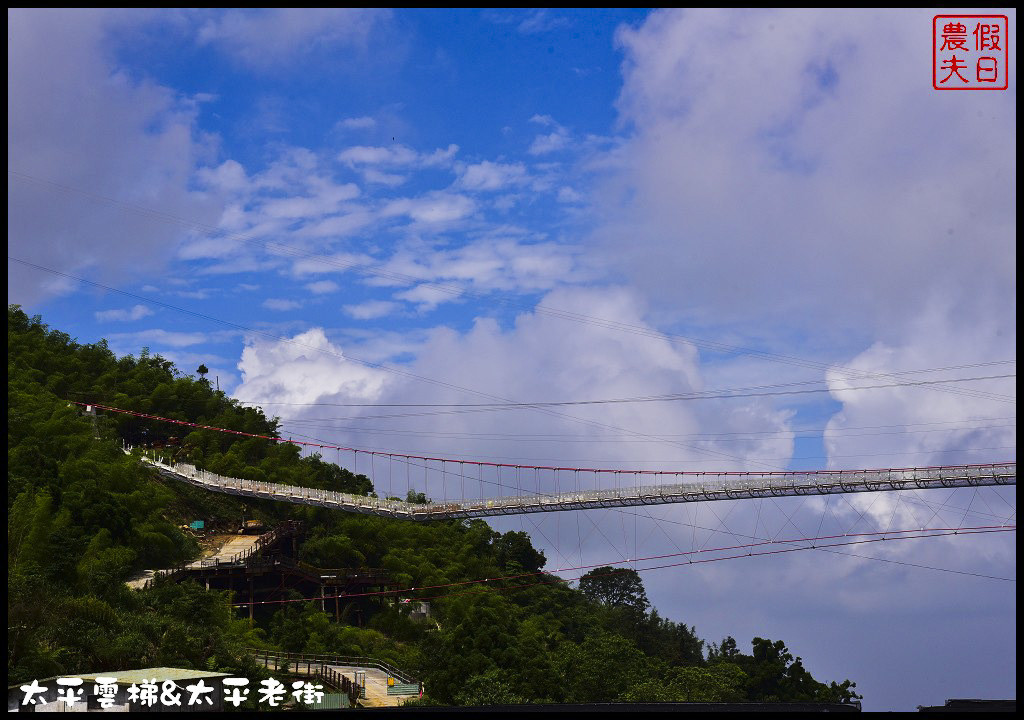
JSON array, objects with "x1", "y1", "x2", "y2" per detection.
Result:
[{"x1": 142, "y1": 457, "x2": 1015, "y2": 521}]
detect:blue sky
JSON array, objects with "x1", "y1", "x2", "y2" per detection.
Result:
[{"x1": 8, "y1": 9, "x2": 1016, "y2": 710}]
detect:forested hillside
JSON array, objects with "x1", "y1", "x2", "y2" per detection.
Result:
[{"x1": 7, "y1": 305, "x2": 860, "y2": 705}]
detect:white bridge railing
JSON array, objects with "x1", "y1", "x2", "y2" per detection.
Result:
[{"x1": 139, "y1": 454, "x2": 1016, "y2": 521}]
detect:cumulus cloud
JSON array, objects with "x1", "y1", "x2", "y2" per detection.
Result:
[
  {"x1": 338, "y1": 143, "x2": 459, "y2": 169},
  {"x1": 106, "y1": 328, "x2": 233, "y2": 349},
  {"x1": 381, "y1": 191, "x2": 475, "y2": 225},
  {"x1": 235, "y1": 327, "x2": 390, "y2": 407},
  {"x1": 290, "y1": 252, "x2": 374, "y2": 278},
  {"x1": 233, "y1": 286, "x2": 794, "y2": 476},
  {"x1": 600, "y1": 9, "x2": 1015, "y2": 345},
  {"x1": 8, "y1": 9, "x2": 219, "y2": 304},
  {"x1": 457, "y1": 161, "x2": 530, "y2": 192},
  {"x1": 375, "y1": 237, "x2": 584, "y2": 310},
  {"x1": 334, "y1": 142, "x2": 459, "y2": 189},
  {"x1": 593, "y1": 16, "x2": 1016, "y2": 577},
  {"x1": 394, "y1": 284, "x2": 459, "y2": 312},
  {"x1": 94, "y1": 304, "x2": 154, "y2": 322},
  {"x1": 189, "y1": 150, "x2": 372, "y2": 272},
  {"x1": 361, "y1": 169, "x2": 407, "y2": 187},
  {"x1": 261, "y1": 182, "x2": 360, "y2": 220},
  {"x1": 306, "y1": 280, "x2": 340, "y2": 295},
  {"x1": 557, "y1": 186, "x2": 583, "y2": 203},
  {"x1": 343, "y1": 300, "x2": 400, "y2": 320},
  {"x1": 820, "y1": 299, "x2": 1016, "y2": 531},
  {"x1": 528, "y1": 115, "x2": 572, "y2": 155},
  {"x1": 196, "y1": 8, "x2": 390, "y2": 69},
  {"x1": 263, "y1": 298, "x2": 302, "y2": 311},
  {"x1": 337, "y1": 115, "x2": 377, "y2": 130},
  {"x1": 517, "y1": 9, "x2": 571, "y2": 35}
]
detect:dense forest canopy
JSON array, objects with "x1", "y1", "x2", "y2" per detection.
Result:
[{"x1": 7, "y1": 305, "x2": 860, "y2": 705}]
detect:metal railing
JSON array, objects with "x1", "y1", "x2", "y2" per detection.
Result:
[
  {"x1": 315, "y1": 665, "x2": 362, "y2": 703},
  {"x1": 133, "y1": 520, "x2": 303, "y2": 589},
  {"x1": 198, "y1": 520, "x2": 303, "y2": 567},
  {"x1": 247, "y1": 648, "x2": 418, "y2": 686}
]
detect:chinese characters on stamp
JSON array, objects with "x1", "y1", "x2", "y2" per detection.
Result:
[{"x1": 934, "y1": 15, "x2": 1009, "y2": 90}]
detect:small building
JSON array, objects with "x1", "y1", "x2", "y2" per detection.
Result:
[
  {"x1": 9, "y1": 667, "x2": 232, "y2": 712},
  {"x1": 408, "y1": 601, "x2": 431, "y2": 621}
]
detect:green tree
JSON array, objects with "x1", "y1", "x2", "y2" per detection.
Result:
[
  {"x1": 494, "y1": 530, "x2": 546, "y2": 573},
  {"x1": 578, "y1": 566, "x2": 650, "y2": 613},
  {"x1": 454, "y1": 669, "x2": 529, "y2": 705}
]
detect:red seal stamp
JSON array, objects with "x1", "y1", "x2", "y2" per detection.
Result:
[{"x1": 933, "y1": 15, "x2": 1009, "y2": 90}]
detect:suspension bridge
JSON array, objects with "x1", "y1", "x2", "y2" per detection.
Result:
[
  {"x1": 80, "y1": 401, "x2": 1013, "y2": 520},
  {"x1": 140, "y1": 454, "x2": 1016, "y2": 521}
]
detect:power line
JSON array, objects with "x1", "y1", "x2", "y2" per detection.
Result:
[
  {"x1": 265, "y1": 419, "x2": 1018, "y2": 444},
  {"x1": 230, "y1": 372, "x2": 1016, "y2": 408},
  {"x1": 283, "y1": 427, "x2": 1016, "y2": 466},
  {"x1": 62, "y1": 387, "x2": 1017, "y2": 438},
  {"x1": 220, "y1": 527, "x2": 1017, "y2": 607},
  {"x1": 94, "y1": 401, "x2": 1017, "y2": 477},
  {"x1": 61, "y1": 368, "x2": 1015, "y2": 411}
]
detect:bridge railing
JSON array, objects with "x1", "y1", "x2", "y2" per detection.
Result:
[
  {"x1": 247, "y1": 648, "x2": 418, "y2": 686},
  {"x1": 314, "y1": 664, "x2": 363, "y2": 704}
]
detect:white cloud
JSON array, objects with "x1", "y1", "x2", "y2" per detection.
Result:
[
  {"x1": 361, "y1": 169, "x2": 406, "y2": 186},
  {"x1": 527, "y1": 115, "x2": 572, "y2": 155},
  {"x1": 381, "y1": 192, "x2": 475, "y2": 224},
  {"x1": 337, "y1": 143, "x2": 459, "y2": 169},
  {"x1": 301, "y1": 210, "x2": 375, "y2": 238},
  {"x1": 107, "y1": 328, "x2": 224, "y2": 348},
  {"x1": 528, "y1": 129, "x2": 571, "y2": 155},
  {"x1": 234, "y1": 327, "x2": 390, "y2": 407},
  {"x1": 457, "y1": 161, "x2": 529, "y2": 192},
  {"x1": 289, "y1": 252, "x2": 374, "y2": 278},
  {"x1": 306, "y1": 280, "x2": 340, "y2": 295},
  {"x1": 229, "y1": 289, "x2": 796, "y2": 513},
  {"x1": 94, "y1": 304, "x2": 154, "y2": 322},
  {"x1": 343, "y1": 300, "x2": 400, "y2": 320},
  {"x1": 260, "y1": 182, "x2": 359, "y2": 219},
  {"x1": 192, "y1": 150, "x2": 373, "y2": 266},
  {"x1": 338, "y1": 144, "x2": 419, "y2": 167},
  {"x1": 394, "y1": 284, "x2": 460, "y2": 312},
  {"x1": 822, "y1": 299, "x2": 1016, "y2": 533},
  {"x1": 338, "y1": 115, "x2": 377, "y2": 130},
  {"x1": 517, "y1": 9, "x2": 571, "y2": 34},
  {"x1": 379, "y1": 238, "x2": 583, "y2": 305},
  {"x1": 600, "y1": 9, "x2": 1015, "y2": 344},
  {"x1": 196, "y1": 8, "x2": 390, "y2": 69},
  {"x1": 8, "y1": 9, "x2": 220, "y2": 304},
  {"x1": 263, "y1": 298, "x2": 302, "y2": 311},
  {"x1": 196, "y1": 159, "x2": 250, "y2": 194},
  {"x1": 557, "y1": 186, "x2": 583, "y2": 203},
  {"x1": 178, "y1": 235, "x2": 243, "y2": 261},
  {"x1": 593, "y1": 12, "x2": 1017, "y2": 570}
]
